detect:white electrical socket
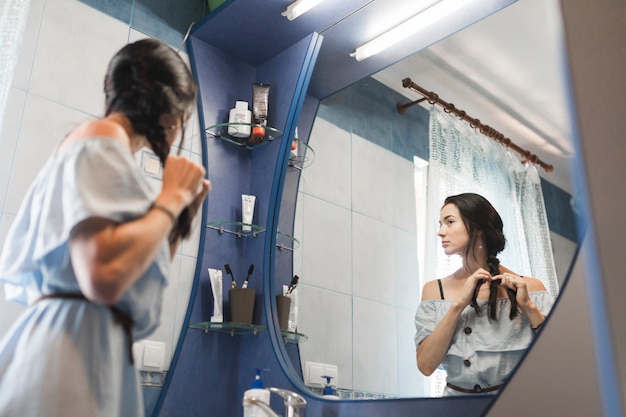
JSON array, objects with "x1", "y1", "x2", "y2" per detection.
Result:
[{"x1": 304, "y1": 361, "x2": 338, "y2": 388}]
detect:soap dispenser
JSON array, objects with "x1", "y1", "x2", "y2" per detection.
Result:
[
  {"x1": 321, "y1": 375, "x2": 339, "y2": 399},
  {"x1": 243, "y1": 368, "x2": 271, "y2": 417}
]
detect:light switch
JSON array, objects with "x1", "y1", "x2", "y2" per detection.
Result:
[{"x1": 304, "y1": 361, "x2": 338, "y2": 388}]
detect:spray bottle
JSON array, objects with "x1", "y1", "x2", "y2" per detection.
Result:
[{"x1": 243, "y1": 368, "x2": 270, "y2": 417}]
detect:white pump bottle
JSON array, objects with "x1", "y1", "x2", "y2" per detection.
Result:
[{"x1": 243, "y1": 368, "x2": 271, "y2": 417}]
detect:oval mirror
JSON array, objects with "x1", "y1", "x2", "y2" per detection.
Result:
[{"x1": 274, "y1": 0, "x2": 579, "y2": 401}]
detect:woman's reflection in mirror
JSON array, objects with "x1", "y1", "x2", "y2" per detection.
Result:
[{"x1": 414, "y1": 193, "x2": 554, "y2": 396}]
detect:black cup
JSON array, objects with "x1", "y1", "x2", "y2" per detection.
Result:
[
  {"x1": 229, "y1": 288, "x2": 256, "y2": 324},
  {"x1": 276, "y1": 295, "x2": 291, "y2": 331}
]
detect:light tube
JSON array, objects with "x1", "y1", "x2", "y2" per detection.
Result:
[
  {"x1": 281, "y1": 0, "x2": 324, "y2": 21},
  {"x1": 351, "y1": 0, "x2": 474, "y2": 61}
]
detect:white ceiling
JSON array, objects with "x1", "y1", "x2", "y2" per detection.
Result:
[{"x1": 372, "y1": 0, "x2": 575, "y2": 193}]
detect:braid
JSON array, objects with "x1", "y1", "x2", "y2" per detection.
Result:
[
  {"x1": 487, "y1": 254, "x2": 500, "y2": 320},
  {"x1": 445, "y1": 193, "x2": 518, "y2": 320},
  {"x1": 104, "y1": 39, "x2": 197, "y2": 242}
]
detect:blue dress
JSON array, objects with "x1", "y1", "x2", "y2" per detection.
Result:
[
  {"x1": 0, "y1": 138, "x2": 170, "y2": 416},
  {"x1": 414, "y1": 291, "x2": 554, "y2": 396}
]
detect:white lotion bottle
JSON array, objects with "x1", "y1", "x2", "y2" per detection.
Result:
[
  {"x1": 243, "y1": 368, "x2": 270, "y2": 417},
  {"x1": 228, "y1": 100, "x2": 252, "y2": 138},
  {"x1": 241, "y1": 194, "x2": 256, "y2": 233},
  {"x1": 321, "y1": 375, "x2": 339, "y2": 399}
]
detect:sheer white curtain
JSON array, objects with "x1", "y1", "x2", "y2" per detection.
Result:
[
  {"x1": 421, "y1": 107, "x2": 558, "y2": 397},
  {"x1": 425, "y1": 107, "x2": 559, "y2": 297},
  {"x1": 0, "y1": 0, "x2": 30, "y2": 136}
]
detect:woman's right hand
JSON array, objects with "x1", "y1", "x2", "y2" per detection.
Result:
[
  {"x1": 456, "y1": 267, "x2": 493, "y2": 308},
  {"x1": 157, "y1": 155, "x2": 207, "y2": 214}
]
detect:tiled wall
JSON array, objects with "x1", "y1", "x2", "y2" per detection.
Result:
[
  {"x1": 0, "y1": 0, "x2": 207, "y2": 413},
  {"x1": 293, "y1": 77, "x2": 429, "y2": 397},
  {"x1": 293, "y1": 77, "x2": 579, "y2": 398}
]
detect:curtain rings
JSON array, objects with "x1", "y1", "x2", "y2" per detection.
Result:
[{"x1": 426, "y1": 92, "x2": 439, "y2": 105}]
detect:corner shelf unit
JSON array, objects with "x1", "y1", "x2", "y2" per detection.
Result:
[
  {"x1": 205, "y1": 122, "x2": 283, "y2": 150},
  {"x1": 189, "y1": 321, "x2": 267, "y2": 336}
]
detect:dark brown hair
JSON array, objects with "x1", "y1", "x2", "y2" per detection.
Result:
[
  {"x1": 103, "y1": 38, "x2": 198, "y2": 240},
  {"x1": 444, "y1": 193, "x2": 518, "y2": 320}
]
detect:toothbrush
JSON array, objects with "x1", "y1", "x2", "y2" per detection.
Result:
[
  {"x1": 241, "y1": 264, "x2": 254, "y2": 288},
  {"x1": 224, "y1": 264, "x2": 237, "y2": 288},
  {"x1": 286, "y1": 275, "x2": 299, "y2": 294}
]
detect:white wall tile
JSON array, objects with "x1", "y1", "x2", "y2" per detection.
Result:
[
  {"x1": 301, "y1": 118, "x2": 351, "y2": 209},
  {"x1": 394, "y1": 227, "x2": 420, "y2": 311},
  {"x1": 396, "y1": 307, "x2": 423, "y2": 397},
  {"x1": 351, "y1": 134, "x2": 394, "y2": 223},
  {"x1": 175, "y1": 256, "x2": 197, "y2": 342},
  {"x1": 298, "y1": 285, "x2": 353, "y2": 390},
  {"x1": 149, "y1": 254, "x2": 182, "y2": 371},
  {"x1": 352, "y1": 212, "x2": 396, "y2": 305},
  {"x1": 301, "y1": 194, "x2": 352, "y2": 294},
  {"x1": 392, "y1": 154, "x2": 418, "y2": 233},
  {"x1": 0, "y1": 88, "x2": 26, "y2": 211},
  {"x1": 11, "y1": 0, "x2": 45, "y2": 90},
  {"x1": 353, "y1": 298, "x2": 398, "y2": 395},
  {"x1": 29, "y1": 0, "x2": 129, "y2": 116},
  {"x1": 5, "y1": 94, "x2": 92, "y2": 214}
]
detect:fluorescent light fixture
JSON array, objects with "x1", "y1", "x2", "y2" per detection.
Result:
[
  {"x1": 351, "y1": 0, "x2": 474, "y2": 61},
  {"x1": 282, "y1": 0, "x2": 324, "y2": 21}
]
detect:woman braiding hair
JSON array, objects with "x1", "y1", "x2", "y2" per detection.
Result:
[
  {"x1": 414, "y1": 192, "x2": 553, "y2": 396},
  {"x1": 445, "y1": 193, "x2": 519, "y2": 320}
]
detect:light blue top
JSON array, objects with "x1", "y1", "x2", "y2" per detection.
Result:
[
  {"x1": 414, "y1": 291, "x2": 554, "y2": 396},
  {"x1": 0, "y1": 138, "x2": 170, "y2": 416}
]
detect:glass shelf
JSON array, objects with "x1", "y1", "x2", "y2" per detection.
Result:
[
  {"x1": 276, "y1": 232, "x2": 300, "y2": 251},
  {"x1": 287, "y1": 138, "x2": 315, "y2": 170},
  {"x1": 281, "y1": 329, "x2": 308, "y2": 344},
  {"x1": 207, "y1": 221, "x2": 266, "y2": 237},
  {"x1": 189, "y1": 321, "x2": 267, "y2": 336},
  {"x1": 205, "y1": 122, "x2": 283, "y2": 149}
]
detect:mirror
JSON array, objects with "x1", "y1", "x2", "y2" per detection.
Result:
[{"x1": 283, "y1": 0, "x2": 579, "y2": 399}]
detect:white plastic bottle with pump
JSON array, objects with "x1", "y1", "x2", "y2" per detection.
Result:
[
  {"x1": 243, "y1": 368, "x2": 271, "y2": 417},
  {"x1": 228, "y1": 100, "x2": 252, "y2": 138},
  {"x1": 321, "y1": 375, "x2": 339, "y2": 399}
]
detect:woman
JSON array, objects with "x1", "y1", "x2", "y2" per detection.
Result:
[
  {"x1": 0, "y1": 39, "x2": 210, "y2": 416},
  {"x1": 414, "y1": 193, "x2": 553, "y2": 396}
]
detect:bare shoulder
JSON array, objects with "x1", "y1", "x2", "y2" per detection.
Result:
[
  {"x1": 421, "y1": 279, "x2": 443, "y2": 301},
  {"x1": 61, "y1": 119, "x2": 129, "y2": 151},
  {"x1": 522, "y1": 276, "x2": 547, "y2": 292}
]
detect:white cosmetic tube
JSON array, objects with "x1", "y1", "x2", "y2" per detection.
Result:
[
  {"x1": 241, "y1": 194, "x2": 256, "y2": 233},
  {"x1": 208, "y1": 268, "x2": 223, "y2": 322},
  {"x1": 283, "y1": 284, "x2": 299, "y2": 332}
]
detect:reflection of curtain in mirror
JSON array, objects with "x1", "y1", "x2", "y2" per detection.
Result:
[
  {"x1": 0, "y1": 0, "x2": 30, "y2": 134},
  {"x1": 423, "y1": 107, "x2": 559, "y2": 395}
]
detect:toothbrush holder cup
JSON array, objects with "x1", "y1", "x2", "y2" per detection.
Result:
[
  {"x1": 275, "y1": 295, "x2": 291, "y2": 331},
  {"x1": 229, "y1": 288, "x2": 256, "y2": 324}
]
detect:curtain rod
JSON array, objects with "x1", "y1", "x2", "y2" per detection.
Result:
[{"x1": 397, "y1": 77, "x2": 553, "y2": 173}]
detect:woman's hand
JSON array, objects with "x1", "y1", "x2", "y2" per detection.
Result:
[
  {"x1": 157, "y1": 155, "x2": 207, "y2": 214},
  {"x1": 498, "y1": 274, "x2": 532, "y2": 309},
  {"x1": 455, "y1": 267, "x2": 493, "y2": 308}
]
